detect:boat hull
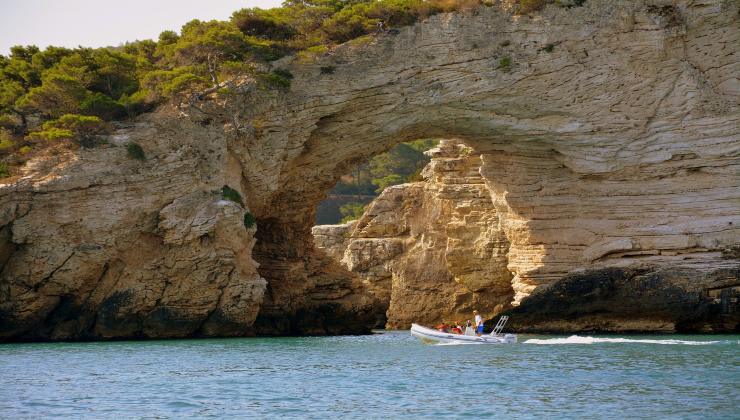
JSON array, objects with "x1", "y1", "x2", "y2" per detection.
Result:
[{"x1": 410, "y1": 323, "x2": 516, "y2": 344}]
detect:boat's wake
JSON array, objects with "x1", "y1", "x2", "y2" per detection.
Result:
[{"x1": 524, "y1": 335, "x2": 727, "y2": 345}]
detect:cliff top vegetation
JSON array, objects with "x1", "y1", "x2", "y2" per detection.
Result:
[{"x1": 0, "y1": 0, "x2": 578, "y2": 178}]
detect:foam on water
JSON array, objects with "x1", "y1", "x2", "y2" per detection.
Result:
[{"x1": 524, "y1": 335, "x2": 726, "y2": 345}]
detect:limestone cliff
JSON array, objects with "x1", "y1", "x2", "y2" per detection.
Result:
[
  {"x1": 1, "y1": 0, "x2": 739, "y2": 340},
  {"x1": 313, "y1": 140, "x2": 513, "y2": 328},
  {"x1": 0, "y1": 117, "x2": 269, "y2": 340}
]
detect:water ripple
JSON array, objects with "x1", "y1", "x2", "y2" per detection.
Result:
[{"x1": 0, "y1": 332, "x2": 738, "y2": 418}]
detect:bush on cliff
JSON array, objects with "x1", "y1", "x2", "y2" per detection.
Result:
[
  {"x1": 221, "y1": 185, "x2": 244, "y2": 206},
  {"x1": 80, "y1": 92, "x2": 127, "y2": 120},
  {"x1": 498, "y1": 56, "x2": 513, "y2": 72},
  {"x1": 243, "y1": 211, "x2": 257, "y2": 229},
  {"x1": 517, "y1": 0, "x2": 586, "y2": 13},
  {"x1": 517, "y1": 0, "x2": 549, "y2": 13},
  {"x1": 0, "y1": 129, "x2": 15, "y2": 152},
  {"x1": 257, "y1": 69, "x2": 293, "y2": 89},
  {"x1": 231, "y1": 8, "x2": 297, "y2": 41},
  {"x1": 126, "y1": 142, "x2": 146, "y2": 161},
  {"x1": 26, "y1": 114, "x2": 109, "y2": 147}
]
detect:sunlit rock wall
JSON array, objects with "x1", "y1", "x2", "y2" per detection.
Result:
[{"x1": 314, "y1": 140, "x2": 514, "y2": 328}]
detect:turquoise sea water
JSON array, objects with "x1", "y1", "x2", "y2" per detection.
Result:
[{"x1": 1, "y1": 331, "x2": 738, "y2": 419}]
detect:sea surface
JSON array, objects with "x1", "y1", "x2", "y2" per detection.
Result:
[{"x1": 1, "y1": 331, "x2": 738, "y2": 419}]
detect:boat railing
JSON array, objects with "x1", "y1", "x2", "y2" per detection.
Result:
[{"x1": 490, "y1": 316, "x2": 509, "y2": 336}]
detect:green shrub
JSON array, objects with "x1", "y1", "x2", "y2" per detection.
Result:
[
  {"x1": 243, "y1": 211, "x2": 256, "y2": 229},
  {"x1": 257, "y1": 70, "x2": 292, "y2": 89},
  {"x1": 320, "y1": 66, "x2": 336, "y2": 75},
  {"x1": 555, "y1": 0, "x2": 586, "y2": 7},
  {"x1": 517, "y1": 0, "x2": 549, "y2": 13},
  {"x1": 273, "y1": 68, "x2": 293, "y2": 79},
  {"x1": 320, "y1": 0, "x2": 456, "y2": 44},
  {"x1": 0, "y1": 114, "x2": 21, "y2": 131},
  {"x1": 346, "y1": 35, "x2": 374, "y2": 48},
  {"x1": 0, "y1": 130, "x2": 15, "y2": 152},
  {"x1": 221, "y1": 185, "x2": 244, "y2": 206},
  {"x1": 322, "y1": 8, "x2": 378, "y2": 44},
  {"x1": 126, "y1": 142, "x2": 145, "y2": 160},
  {"x1": 16, "y1": 73, "x2": 88, "y2": 118},
  {"x1": 517, "y1": 0, "x2": 584, "y2": 12},
  {"x1": 0, "y1": 162, "x2": 9, "y2": 178},
  {"x1": 27, "y1": 114, "x2": 108, "y2": 147},
  {"x1": 330, "y1": 139, "x2": 438, "y2": 199},
  {"x1": 118, "y1": 90, "x2": 154, "y2": 118},
  {"x1": 340, "y1": 201, "x2": 367, "y2": 223},
  {"x1": 248, "y1": 39, "x2": 289, "y2": 62},
  {"x1": 80, "y1": 92, "x2": 126, "y2": 120},
  {"x1": 542, "y1": 43, "x2": 555, "y2": 53},
  {"x1": 26, "y1": 127, "x2": 74, "y2": 141},
  {"x1": 372, "y1": 173, "x2": 405, "y2": 192},
  {"x1": 46, "y1": 114, "x2": 104, "y2": 131},
  {"x1": 232, "y1": 8, "x2": 297, "y2": 40},
  {"x1": 142, "y1": 68, "x2": 209, "y2": 99},
  {"x1": 296, "y1": 45, "x2": 330, "y2": 63},
  {"x1": 498, "y1": 56, "x2": 513, "y2": 72}
]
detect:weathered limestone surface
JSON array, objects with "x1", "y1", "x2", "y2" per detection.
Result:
[
  {"x1": 1, "y1": 0, "x2": 739, "y2": 340},
  {"x1": 313, "y1": 140, "x2": 513, "y2": 328},
  {"x1": 0, "y1": 117, "x2": 269, "y2": 340},
  {"x1": 312, "y1": 221, "x2": 357, "y2": 262}
]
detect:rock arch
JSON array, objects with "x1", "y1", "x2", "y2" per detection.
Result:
[{"x1": 1, "y1": 0, "x2": 738, "y2": 340}]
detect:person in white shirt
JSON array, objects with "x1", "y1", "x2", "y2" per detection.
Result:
[
  {"x1": 464, "y1": 320, "x2": 474, "y2": 336},
  {"x1": 473, "y1": 310, "x2": 484, "y2": 336}
]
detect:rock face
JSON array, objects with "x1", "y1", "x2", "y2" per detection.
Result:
[
  {"x1": 313, "y1": 140, "x2": 513, "y2": 328},
  {"x1": 0, "y1": 117, "x2": 269, "y2": 340},
  {"x1": 2, "y1": 0, "x2": 739, "y2": 340},
  {"x1": 502, "y1": 267, "x2": 740, "y2": 333}
]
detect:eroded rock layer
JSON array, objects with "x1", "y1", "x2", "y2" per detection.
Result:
[{"x1": 1, "y1": 0, "x2": 739, "y2": 340}]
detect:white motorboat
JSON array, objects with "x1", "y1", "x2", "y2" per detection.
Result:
[{"x1": 410, "y1": 316, "x2": 517, "y2": 344}]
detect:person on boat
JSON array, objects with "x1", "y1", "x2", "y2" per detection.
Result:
[
  {"x1": 435, "y1": 321, "x2": 450, "y2": 333},
  {"x1": 451, "y1": 322, "x2": 462, "y2": 334},
  {"x1": 474, "y1": 310, "x2": 484, "y2": 336},
  {"x1": 464, "y1": 320, "x2": 475, "y2": 336}
]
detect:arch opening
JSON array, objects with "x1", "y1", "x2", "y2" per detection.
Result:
[
  {"x1": 244, "y1": 99, "x2": 739, "y2": 334},
  {"x1": 236, "y1": 3, "x2": 737, "y2": 336},
  {"x1": 247, "y1": 129, "x2": 532, "y2": 335}
]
